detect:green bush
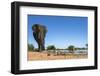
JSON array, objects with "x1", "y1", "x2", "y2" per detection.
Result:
[
  {"x1": 67, "y1": 45, "x2": 75, "y2": 53},
  {"x1": 28, "y1": 44, "x2": 34, "y2": 51},
  {"x1": 47, "y1": 45, "x2": 56, "y2": 50}
]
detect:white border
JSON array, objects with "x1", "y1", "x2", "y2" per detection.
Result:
[{"x1": 20, "y1": 6, "x2": 94, "y2": 70}]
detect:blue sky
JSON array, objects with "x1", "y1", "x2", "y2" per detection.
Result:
[{"x1": 28, "y1": 15, "x2": 88, "y2": 49}]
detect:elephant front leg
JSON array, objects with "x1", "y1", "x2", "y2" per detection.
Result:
[
  {"x1": 38, "y1": 43, "x2": 42, "y2": 52},
  {"x1": 41, "y1": 40, "x2": 45, "y2": 51},
  {"x1": 41, "y1": 43, "x2": 45, "y2": 51}
]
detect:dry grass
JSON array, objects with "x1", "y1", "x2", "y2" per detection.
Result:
[{"x1": 28, "y1": 51, "x2": 88, "y2": 61}]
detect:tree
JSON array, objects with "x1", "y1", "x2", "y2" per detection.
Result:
[
  {"x1": 67, "y1": 45, "x2": 75, "y2": 53},
  {"x1": 46, "y1": 45, "x2": 56, "y2": 56},
  {"x1": 86, "y1": 44, "x2": 88, "y2": 47},
  {"x1": 85, "y1": 44, "x2": 88, "y2": 50},
  {"x1": 28, "y1": 44, "x2": 34, "y2": 51},
  {"x1": 47, "y1": 45, "x2": 56, "y2": 50}
]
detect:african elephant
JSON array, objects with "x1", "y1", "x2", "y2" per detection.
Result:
[{"x1": 32, "y1": 24, "x2": 47, "y2": 52}]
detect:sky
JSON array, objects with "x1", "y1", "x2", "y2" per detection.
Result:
[{"x1": 28, "y1": 15, "x2": 88, "y2": 49}]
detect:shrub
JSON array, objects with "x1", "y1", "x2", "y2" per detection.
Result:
[
  {"x1": 28, "y1": 44, "x2": 34, "y2": 51},
  {"x1": 47, "y1": 45, "x2": 56, "y2": 50},
  {"x1": 67, "y1": 45, "x2": 75, "y2": 53}
]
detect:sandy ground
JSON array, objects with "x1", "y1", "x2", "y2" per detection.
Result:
[{"x1": 28, "y1": 51, "x2": 88, "y2": 61}]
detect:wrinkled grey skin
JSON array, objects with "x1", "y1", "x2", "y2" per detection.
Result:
[{"x1": 32, "y1": 24, "x2": 47, "y2": 51}]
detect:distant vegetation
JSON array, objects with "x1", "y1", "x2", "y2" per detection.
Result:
[
  {"x1": 28, "y1": 44, "x2": 34, "y2": 51},
  {"x1": 46, "y1": 45, "x2": 56, "y2": 56},
  {"x1": 28, "y1": 43, "x2": 88, "y2": 53},
  {"x1": 47, "y1": 45, "x2": 56, "y2": 50},
  {"x1": 86, "y1": 44, "x2": 88, "y2": 49},
  {"x1": 34, "y1": 48, "x2": 39, "y2": 52},
  {"x1": 67, "y1": 45, "x2": 75, "y2": 53},
  {"x1": 74, "y1": 47, "x2": 87, "y2": 50}
]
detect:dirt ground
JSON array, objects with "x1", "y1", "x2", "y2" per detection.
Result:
[{"x1": 28, "y1": 51, "x2": 88, "y2": 61}]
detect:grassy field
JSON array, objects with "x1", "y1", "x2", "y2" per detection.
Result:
[{"x1": 28, "y1": 51, "x2": 88, "y2": 61}]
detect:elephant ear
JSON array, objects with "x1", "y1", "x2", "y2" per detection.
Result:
[
  {"x1": 45, "y1": 27, "x2": 47, "y2": 33},
  {"x1": 32, "y1": 25, "x2": 35, "y2": 31},
  {"x1": 41, "y1": 25, "x2": 47, "y2": 38},
  {"x1": 32, "y1": 24, "x2": 38, "y2": 32},
  {"x1": 43, "y1": 25, "x2": 47, "y2": 33}
]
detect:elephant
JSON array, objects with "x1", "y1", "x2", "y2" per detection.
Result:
[{"x1": 32, "y1": 24, "x2": 47, "y2": 52}]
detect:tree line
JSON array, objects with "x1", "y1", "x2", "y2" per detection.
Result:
[{"x1": 28, "y1": 43, "x2": 88, "y2": 53}]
